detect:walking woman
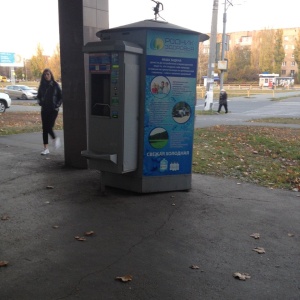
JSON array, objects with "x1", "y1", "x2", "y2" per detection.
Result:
[
  {"x1": 217, "y1": 89, "x2": 228, "y2": 113},
  {"x1": 37, "y1": 68, "x2": 62, "y2": 155}
]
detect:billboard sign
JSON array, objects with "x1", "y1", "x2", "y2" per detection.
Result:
[{"x1": 0, "y1": 52, "x2": 23, "y2": 67}]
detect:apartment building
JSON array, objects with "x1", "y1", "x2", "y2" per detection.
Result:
[
  {"x1": 199, "y1": 27, "x2": 299, "y2": 79},
  {"x1": 230, "y1": 28, "x2": 299, "y2": 77}
]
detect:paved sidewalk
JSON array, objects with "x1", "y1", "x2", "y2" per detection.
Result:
[{"x1": 0, "y1": 131, "x2": 300, "y2": 300}]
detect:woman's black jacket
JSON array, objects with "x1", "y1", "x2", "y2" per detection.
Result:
[{"x1": 37, "y1": 81, "x2": 62, "y2": 111}]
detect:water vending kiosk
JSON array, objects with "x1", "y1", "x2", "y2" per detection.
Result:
[{"x1": 82, "y1": 20, "x2": 209, "y2": 193}]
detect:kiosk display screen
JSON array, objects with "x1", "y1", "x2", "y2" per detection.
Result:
[
  {"x1": 89, "y1": 53, "x2": 120, "y2": 117},
  {"x1": 91, "y1": 73, "x2": 110, "y2": 117}
]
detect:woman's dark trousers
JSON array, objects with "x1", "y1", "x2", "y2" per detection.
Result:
[{"x1": 41, "y1": 110, "x2": 58, "y2": 144}]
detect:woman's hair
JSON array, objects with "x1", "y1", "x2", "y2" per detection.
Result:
[{"x1": 39, "y1": 68, "x2": 55, "y2": 85}]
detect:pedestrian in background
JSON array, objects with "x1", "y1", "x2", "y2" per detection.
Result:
[
  {"x1": 217, "y1": 88, "x2": 228, "y2": 113},
  {"x1": 37, "y1": 68, "x2": 62, "y2": 155}
]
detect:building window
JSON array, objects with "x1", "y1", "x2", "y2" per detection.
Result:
[
  {"x1": 291, "y1": 61, "x2": 295, "y2": 66},
  {"x1": 282, "y1": 61, "x2": 286, "y2": 66},
  {"x1": 291, "y1": 70, "x2": 295, "y2": 76},
  {"x1": 285, "y1": 45, "x2": 289, "y2": 50},
  {"x1": 292, "y1": 54, "x2": 294, "y2": 58},
  {"x1": 282, "y1": 70, "x2": 286, "y2": 75},
  {"x1": 240, "y1": 36, "x2": 252, "y2": 44},
  {"x1": 284, "y1": 36, "x2": 289, "y2": 41}
]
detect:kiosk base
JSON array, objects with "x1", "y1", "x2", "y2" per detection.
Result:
[{"x1": 101, "y1": 172, "x2": 191, "y2": 193}]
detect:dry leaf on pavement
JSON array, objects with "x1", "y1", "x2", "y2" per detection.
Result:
[
  {"x1": 85, "y1": 231, "x2": 95, "y2": 236},
  {"x1": 233, "y1": 272, "x2": 251, "y2": 281},
  {"x1": 250, "y1": 233, "x2": 260, "y2": 239},
  {"x1": 0, "y1": 261, "x2": 9, "y2": 267},
  {"x1": 253, "y1": 247, "x2": 265, "y2": 254},
  {"x1": 74, "y1": 236, "x2": 86, "y2": 241},
  {"x1": 115, "y1": 275, "x2": 133, "y2": 282},
  {"x1": 190, "y1": 265, "x2": 200, "y2": 269},
  {"x1": 1, "y1": 215, "x2": 10, "y2": 221}
]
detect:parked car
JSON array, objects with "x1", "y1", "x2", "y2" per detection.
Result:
[
  {"x1": 0, "y1": 92, "x2": 12, "y2": 113},
  {"x1": 3, "y1": 85, "x2": 38, "y2": 100},
  {"x1": 0, "y1": 76, "x2": 8, "y2": 82}
]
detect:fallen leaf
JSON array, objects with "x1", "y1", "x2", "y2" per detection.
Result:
[
  {"x1": 85, "y1": 231, "x2": 95, "y2": 236},
  {"x1": 0, "y1": 261, "x2": 9, "y2": 267},
  {"x1": 253, "y1": 247, "x2": 265, "y2": 254},
  {"x1": 46, "y1": 186, "x2": 54, "y2": 189},
  {"x1": 115, "y1": 275, "x2": 133, "y2": 282},
  {"x1": 1, "y1": 215, "x2": 10, "y2": 221},
  {"x1": 190, "y1": 265, "x2": 200, "y2": 269},
  {"x1": 288, "y1": 233, "x2": 295, "y2": 237},
  {"x1": 250, "y1": 233, "x2": 260, "y2": 239},
  {"x1": 52, "y1": 225, "x2": 59, "y2": 229},
  {"x1": 75, "y1": 236, "x2": 86, "y2": 241},
  {"x1": 233, "y1": 272, "x2": 251, "y2": 281}
]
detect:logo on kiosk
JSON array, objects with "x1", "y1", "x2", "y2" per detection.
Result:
[{"x1": 150, "y1": 38, "x2": 164, "y2": 50}]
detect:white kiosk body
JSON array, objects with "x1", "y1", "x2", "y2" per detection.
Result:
[{"x1": 82, "y1": 20, "x2": 209, "y2": 193}]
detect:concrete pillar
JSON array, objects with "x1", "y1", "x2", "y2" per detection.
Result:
[{"x1": 58, "y1": 0, "x2": 109, "y2": 168}]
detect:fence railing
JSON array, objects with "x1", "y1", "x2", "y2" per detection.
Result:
[{"x1": 196, "y1": 84, "x2": 298, "y2": 99}]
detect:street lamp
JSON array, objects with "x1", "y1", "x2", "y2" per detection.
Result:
[
  {"x1": 219, "y1": 0, "x2": 245, "y2": 89},
  {"x1": 219, "y1": 0, "x2": 232, "y2": 90},
  {"x1": 23, "y1": 58, "x2": 27, "y2": 82},
  {"x1": 204, "y1": 0, "x2": 219, "y2": 111}
]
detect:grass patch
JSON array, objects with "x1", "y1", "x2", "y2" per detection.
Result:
[
  {"x1": 196, "y1": 110, "x2": 230, "y2": 115},
  {"x1": 0, "y1": 111, "x2": 63, "y2": 135},
  {"x1": 1, "y1": 112, "x2": 300, "y2": 191},
  {"x1": 249, "y1": 117, "x2": 300, "y2": 125},
  {"x1": 193, "y1": 125, "x2": 300, "y2": 191},
  {"x1": 196, "y1": 110, "x2": 218, "y2": 115}
]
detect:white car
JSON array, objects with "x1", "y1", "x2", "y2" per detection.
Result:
[{"x1": 0, "y1": 92, "x2": 12, "y2": 113}]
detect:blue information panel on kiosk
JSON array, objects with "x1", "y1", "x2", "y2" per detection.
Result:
[{"x1": 143, "y1": 30, "x2": 199, "y2": 177}]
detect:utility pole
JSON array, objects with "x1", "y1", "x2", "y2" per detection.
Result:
[
  {"x1": 204, "y1": 0, "x2": 219, "y2": 111},
  {"x1": 219, "y1": 0, "x2": 232, "y2": 90}
]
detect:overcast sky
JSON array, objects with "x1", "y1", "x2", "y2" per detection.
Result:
[{"x1": 1, "y1": 0, "x2": 299, "y2": 58}]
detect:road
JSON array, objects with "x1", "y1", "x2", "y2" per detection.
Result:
[
  {"x1": 9, "y1": 100, "x2": 52, "y2": 112},
  {"x1": 195, "y1": 91, "x2": 300, "y2": 128},
  {"x1": 7, "y1": 91, "x2": 300, "y2": 128},
  {"x1": 9, "y1": 104, "x2": 41, "y2": 112}
]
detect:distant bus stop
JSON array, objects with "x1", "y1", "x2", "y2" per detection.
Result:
[{"x1": 259, "y1": 73, "x2": 295, "y2": 88}]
